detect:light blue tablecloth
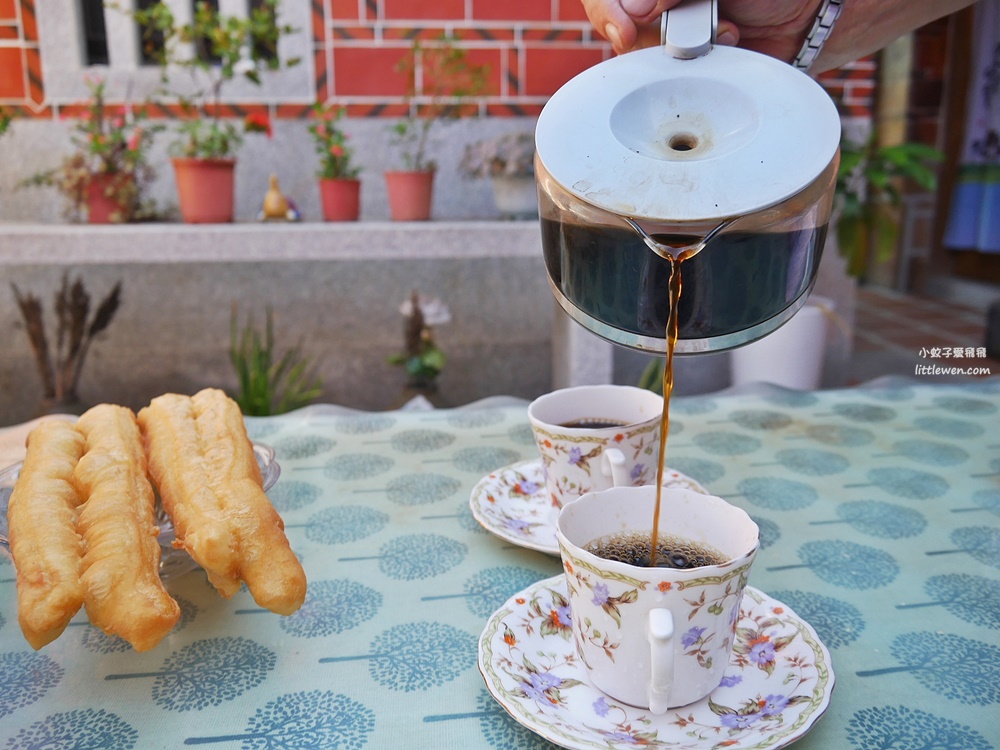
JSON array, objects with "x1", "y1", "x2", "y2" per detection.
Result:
[{"x1": 0, "y1": 379, "x2": 997, "y2": 749}]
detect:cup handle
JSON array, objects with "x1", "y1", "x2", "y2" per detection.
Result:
[
  {"x1": 647, "y1": 608, "x2": 674, "y2": 715},
  {"x1": 601, "y1": 448, "x2": 629, "y2": 487}
]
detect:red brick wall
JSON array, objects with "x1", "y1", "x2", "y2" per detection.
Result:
[{"x1": 0, "y1": 0, "x2": 878, "y2": 125}]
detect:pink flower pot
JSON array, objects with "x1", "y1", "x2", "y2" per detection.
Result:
[
  {"x1": 87, "y1": 173, "x2": 132, "y2": 224},
  {"x1": 172, "y1": 157, "x2": 236, "y2": 223},
  {"x1": 319, "y1": 178, "x2": 361, "y2": 221},
  {"x1": 385, "y1": 170, "x2": 434, "y2": 221}
]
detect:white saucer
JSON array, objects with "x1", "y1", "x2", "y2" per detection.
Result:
[
  {"x1": 469, "y1": 459, "x2": 708, "y2": 555},
  {"x1": 479, "y1": 576, "x2": 834, "y2": 750}
]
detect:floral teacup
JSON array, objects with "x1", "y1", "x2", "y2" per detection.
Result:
[
  {"x1": 528, "y1": 385, "x2": 661, "y2": 508},
  {"x1": 556, "y1": 485, "x2": 759, "y2": 712}
]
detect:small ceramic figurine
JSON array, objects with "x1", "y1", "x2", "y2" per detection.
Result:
[{"x1": 258, "y1": 174, "x2": 301, "y2": 221}]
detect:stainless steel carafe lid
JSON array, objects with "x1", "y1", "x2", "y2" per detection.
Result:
[{"x1": 535, "y1": 0, "x2": 841, "y2": 222}]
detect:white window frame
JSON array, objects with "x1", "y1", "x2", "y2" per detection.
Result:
[{"x1": 36, "y1": 0, "x2": 314, "y2": 106}]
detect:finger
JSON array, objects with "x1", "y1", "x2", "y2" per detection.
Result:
[{"x1": 580, "y1": 0, "x2": 638, "y2": 53}]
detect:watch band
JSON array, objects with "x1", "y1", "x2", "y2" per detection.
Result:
[{"x1": 793, "y1": 0, "x2": 843, "y2": 72}]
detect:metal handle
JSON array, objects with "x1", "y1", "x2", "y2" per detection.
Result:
[{"x1": 661, "y1": 0, "x2": 716, "y2": 59}]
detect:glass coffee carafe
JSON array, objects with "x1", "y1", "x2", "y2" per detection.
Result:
[{"x1": 535, "y1": 0, "x2": 841, "y2": 354}]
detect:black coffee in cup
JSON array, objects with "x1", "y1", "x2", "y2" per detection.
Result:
[
  {"x1": 586, "y1": 531, "x2": 727, "y2": 569},
  {"x1": 558, "y1": 417, "x2": 631, "y2": 429}
]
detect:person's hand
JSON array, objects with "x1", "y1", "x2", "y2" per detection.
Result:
[{"x1": 579, "y1": 0, "x2": 824, "y2": 64}]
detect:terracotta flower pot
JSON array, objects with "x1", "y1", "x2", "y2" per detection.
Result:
[
  {"x1": 385, "y1": 170, "x2": 435, "y2": 221},
  {"x1": 319, "y1": 177, "x2": 361, "y2": 221},
  {"x1": 87, "y1": 172, "x2": 132, "y2": 224},
  {"x1": 172, "y1": 157, "x2": 236, "y2": 223}
]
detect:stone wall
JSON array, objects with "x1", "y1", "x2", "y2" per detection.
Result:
[{"x1": 0, "y1": 222, "x2": 555, "y2": 426}]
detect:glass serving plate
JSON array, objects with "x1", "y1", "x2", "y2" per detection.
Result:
[{"x1": 0, "y1": 442, "x2": 280, "y2": 580}]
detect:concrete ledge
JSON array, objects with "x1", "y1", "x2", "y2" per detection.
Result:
[{"x1": 1, "y1": 221, "x2": 588, "y2": 425}]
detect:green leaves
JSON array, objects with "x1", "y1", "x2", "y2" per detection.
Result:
[
  {"x1": 835, "y1": 135, "x2": 944, "y2": 279},
  {"x1": 229, "y1": 305, "x2": 323, "y2": 417}
]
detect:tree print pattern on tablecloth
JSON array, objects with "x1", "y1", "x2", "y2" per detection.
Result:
[
  {"x1": 927, "y1": 527, "x2": 1000, "y2": 570},
  {"x1": 423, "y1": 688, "x2": 559, "y2": 750},
  {"x1": 0, "y1": 651, "x2": 63, "y2": 719},
  {"x1": 848, "y1": 467, "x2": 949, "y2": 500},
  {"x1": 266, "y1": 479, "x2": 322, "y2": 512},
  {"x1": 896, "y1": 574, "x2": 1000, "y2": 630},
  {"x1": 691, "y1": 431, "x2": 762, "y2": 456},
  {"x1": 758, "y1": 388, "x2": 819, "y2": 408},
  {"x1": 272, "y1": 434, "x2": 336, "y2": 459},
  {"x1": 451, "y1": 446, "x2": 524, "y2": 475},
  {"x1": 381, "y1": 473, "x2": 462, "y2": 505},
  {"x1": 387, "y1": 428, "x2": 455, "y2": 453},
  {"x1": 2, "y1": 708, "x2": 137, "y2": 750},
  {"x1": 733, "y1": 476, "x2": 818, "y2": 511},
  {"x1": 727, "y1": 409, "x2": 793, "y2": 431},
  {"x1": 847, "y1": 705, "x2": 994, "y2": 750},
  {"x1": 768, "y1": 540, "x2": 899, "y2": 590},
  {"x1": 333, "y1": 413, "x2": 396, "y2": 434},
  {"x1": 447, "y1": 409, "x2": 507, "y2": 429},
  {"x1": 422, "y1": 565, "x2": 552, "y2": 618},
  {"x1": 913, "y1": 415, "x2": 985, "y2": 439},
  {"x1": 322, "y1": 453, "x2": 394, "y2": 481},
  {"x1": 768, "y1": 590, "x2": 865, "y2": 650},
  {"x1": 931, "y1": 395, "x2": 998, "y2": 415},
  {"x1": 952, "y1": 489, "x2": 1000, "y2": 517},
  {"x1": 829, "y1": 402, "x2": 897, "y2": 422},
  {"x1": 666, "y1": 456, "x2": 726, "y2": 484},
  {"x1": 183, "y1": 690, "x2": 376, "y2": 749},
  {"x1": 803, "y1": 423, "x2": 875, "y2": 447},
  {"x1": 104, "y1": 636, "x2": 277, "y2": 711},
  {"x1": 889, "y1": 439, "x2": 969, "y2": 467},
  {"x1": 264, "y1": 579, "x2": 382, "y2": 638},
  {"x1": 301, "y1": 505, "x2": 389, "y2": 545},
  {"x1": 770, "y1": 448, "x2": 849, "y2": 476},
  {"x1": 810, "y1": 500, "x2": 927, "y2": 539},
  {"x1": 507, "y1": 422, "x2": 537, "y2": 446},
  {"x1": 339, "y1": 533, "x2": 466, "y2": 580},
  {"x1": 750, "y1": 515, "x2": 781, "y2": 549},
  {"x1": 856, "y1": 631, "x2": 1000, "y2": 705},
  {"x1": 320, "y1": 621, "x2": 477, "y2": 691}
]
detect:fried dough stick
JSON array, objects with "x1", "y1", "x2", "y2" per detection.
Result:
[
  {"x1": 192, "y1": 388, "x2": 307, "y2": 615},
  {"x1": 137, "y1": 394, "x2": 241, "y2": 597},
  {"x1": 74, "y1": 405, "x2": 180, "y2": 651},
  {"x1": 8, "y1": 420, "x2": 86, "y2": 649}
]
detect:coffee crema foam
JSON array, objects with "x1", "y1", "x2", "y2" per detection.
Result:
[{"x1": 585, "y1": 531, "x2": 727, "y2": 569}]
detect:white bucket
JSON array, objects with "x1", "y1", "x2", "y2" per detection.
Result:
[{"x1": 730, "y1": 296, "x2": 839, "y2": 390}]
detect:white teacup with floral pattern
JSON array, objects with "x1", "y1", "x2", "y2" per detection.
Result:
[
  {"x1": 556, "y1": 485, "x2": 759, "y2": 713},
  {"x1": 528, "y1": 385, "x2": 662, "y2": 509}
]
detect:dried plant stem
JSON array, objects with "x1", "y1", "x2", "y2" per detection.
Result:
[{"x1": 10, "y1": 275, "x2": 121, "y2": 403}]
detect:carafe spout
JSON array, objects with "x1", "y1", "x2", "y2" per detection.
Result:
[{"x1": 623, "y1": 216, "x2": 737, "y2": 261}]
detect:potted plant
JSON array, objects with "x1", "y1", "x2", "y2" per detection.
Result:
[
  {"x1": 308, "y1": 103, "x2": 361, "y2": 221},
  {"x1": 459, "y1": 131, "x2": 537, "y2": 219},
  {"x1": 386, "y1": 35, "x2": 490, "y2": 221},
  {"x1": 230, "y1": 305, "x2": 323, "y2": 415},
  {"x1": 388, "y1": 291, "x2": 450, "y2": 405},
  {"x1": 835, "y1": 133, "x2": 943, "y2": 279},
  {"x1": 132, "y1": 0, "x2": 296, "y2": 223},
  {"x1": 18, "y1": 78, "x2": 159, "y2": 223}
]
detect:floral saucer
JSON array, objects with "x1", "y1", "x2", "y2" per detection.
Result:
[
  {"x1": 469, "y1": 459, "x2": 708, "y2": 555},
  {"x1": 479, "y1": 576, "x2": 834, "y2": 750}
]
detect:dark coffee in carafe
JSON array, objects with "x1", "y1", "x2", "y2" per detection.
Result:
[{"x1": 540, "y1": 220, "x2": 827, "y2": 345}]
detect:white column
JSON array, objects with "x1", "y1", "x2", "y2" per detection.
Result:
[
  {"x1": 104, "y1": 0, "x2": 140, "y2": 70},
  {"x1": 551, "y1": 303, "x2": 615, "y2": 389},
  {"x1": 164, "y1": 0, "x2": 195, "y2": 63}
]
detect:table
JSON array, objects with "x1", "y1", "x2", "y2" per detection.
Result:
[{"x1": 0, "y1": 380, "x2": 997, "y2": 749}]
